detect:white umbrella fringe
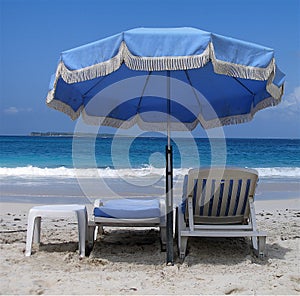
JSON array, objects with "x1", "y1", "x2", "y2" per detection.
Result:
[{"x1": 46, "y1": 41, "x2": 283, "y2": 124}]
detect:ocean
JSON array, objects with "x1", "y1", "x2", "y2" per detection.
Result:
[{"x1": 1, "y1": 136, "x2": 299, "y2": 204}]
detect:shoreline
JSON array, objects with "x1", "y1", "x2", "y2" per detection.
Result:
[
  {"x1": 1, "y1": 176, "x2": 299, "y2": 205},
  {"x1": 1, "y1": 197, "x2": 299, "y2": 212}
]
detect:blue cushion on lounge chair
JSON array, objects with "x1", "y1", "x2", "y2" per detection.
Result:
[{"x1": 93, "y1": 198, "x2": 160, "y2": 219}]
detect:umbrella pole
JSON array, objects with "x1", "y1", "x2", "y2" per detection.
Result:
[
  {"x1": 166, "y1": 71, "x2": 174, "y2": 265},
  {"x1": 166, "y1": 142, "x2": 174, "y2": 264}
]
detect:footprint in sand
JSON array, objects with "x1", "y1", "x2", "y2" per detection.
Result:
[
  {"x1": 224, "y1": 287, "x2": 244, "y2": 295},
  {"x1": 29, "y1": 280, "x2": 48, "y2": 295}
]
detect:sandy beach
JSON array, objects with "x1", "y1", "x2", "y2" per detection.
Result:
[
  {"x1": 0, "y1": 198, "x2": 299, "y2": 295},
  {"x1": 1, "y1": 0, "x2": 299, "y2": 294}
]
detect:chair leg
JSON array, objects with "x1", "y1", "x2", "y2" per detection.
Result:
[
  {"x1": 251, "y1": 235, "x2": 266, "y2": 258},
  {"x1": 251, "y1": 236, "x2": 258, "y2": 252},
  {"x1": 258, "y1": 236, "x2": 266, "y2": 257},
  {"x1": 97, "y1": 225, "x2": 104, "y2": 237},
  {"x1": 33, "y1": 216, "x2": 41, "y2": 244},
  {"x1": 76, "y1": 209, "x2": 87, "y2": 257},
  {"x1": 176, "y1": 207, "x2": 188, "y2": 259},
  {"x1": 179, "y1": 236, "x2": 188, "y2": 259},
  {"x1": 160, "y1": 226, "x2": 167, "y2": 251},
  {"x1": 87, "y1": 224, "x2": 96, "y2": 248},
  {"x1": 25, "y1": 212, "x2": 37, "y2": 256},
  {"x1": 91, "y1": 225, "x2": 99, "y2": 241}
]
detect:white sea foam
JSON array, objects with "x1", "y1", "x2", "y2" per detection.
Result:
[
  {"x1": 0, "y1": 165, "x2": 299, "y2": 180},
  {"x1": 0, "y1": 165, "x2": 189, "y2": 179},
  {"x1": 255, "y1": 167, "x2": 300, "y2": 178}
]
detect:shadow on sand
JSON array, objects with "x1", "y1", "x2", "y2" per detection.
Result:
[
  {"x1": 33, "y1": 228, "x2": 292, "y2": 267},
  {"x1": 87, "y1": 228, "x2": 293, "y2": 266}
]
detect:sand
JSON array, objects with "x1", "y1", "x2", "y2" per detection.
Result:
[{"x1": 0, "y1": 199, "x2": 299, "y2": 295}]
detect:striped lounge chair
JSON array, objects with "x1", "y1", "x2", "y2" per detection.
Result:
[{"x1": 176, "y1": 167, "x2": 266, "y2": 260}]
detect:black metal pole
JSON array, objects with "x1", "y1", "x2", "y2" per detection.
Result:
[
  {"x1": 166, "y1": 145, "x2": 174, "y2": 264},
  {"x1": 165, "y1": 70, "x2": 174, "y2": 264}
]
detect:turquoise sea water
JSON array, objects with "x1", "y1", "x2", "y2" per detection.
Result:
[
  {"x1": 1, "y1": 136, "x2": 299, "y2": 174},
  {"x1": 0, "y1": 136, "x2": 299, "y2": 203}
]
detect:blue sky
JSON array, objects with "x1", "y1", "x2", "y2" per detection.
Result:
[{"x1": 0, "y1": 0, "x2": 299, "y2": 138}]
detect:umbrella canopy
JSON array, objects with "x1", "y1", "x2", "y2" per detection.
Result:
[
  {"x1": 47, "y1": 27, "x2": 284, "y2": 128},
  {"x1": 46, "y1": 27, "x2": 285, "y2": 264}
]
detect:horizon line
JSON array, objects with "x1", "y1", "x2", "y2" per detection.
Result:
[{"x1": 0, "y1": 133, "x2": 299, "y2": 140}]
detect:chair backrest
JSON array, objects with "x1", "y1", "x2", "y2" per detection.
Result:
[{"x1": 185, "y1": 167, "x2": 258, "y2": 224}]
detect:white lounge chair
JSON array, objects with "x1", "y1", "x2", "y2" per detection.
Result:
[
  {"x1": 176, "y1": 167, "x2": 266, "y2": 259},
  {"x1": 88, "y1": 198, "x2": 166, "y2": 250}
]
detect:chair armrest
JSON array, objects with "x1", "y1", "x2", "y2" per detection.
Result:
[
  {"x1": 187, "y1": 195, "x2": 194, "y2": 231},
  {"x1": 249, "y1": 196, "x2": 258, "y2": 231}
]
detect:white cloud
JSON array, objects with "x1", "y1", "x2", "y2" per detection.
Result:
[
  {"x1": 259, "y1": 86, "x2": 300, "y2": 124},
  {"x1": 279, "y1": 86, "x2": 300, "y2": 114},
  {"x1": 4, "y1": 107, "x2": 19, "y2": 114},
  {"x1": 4, "y1": 107, "x2": 33, "y2": 115}
]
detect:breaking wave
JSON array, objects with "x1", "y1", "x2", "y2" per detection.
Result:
[{"x1": 0, "y1": 165, "x2": 299, "y2": 179}]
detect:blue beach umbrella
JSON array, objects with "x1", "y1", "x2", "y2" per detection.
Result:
[{"x1": 46, "y1": 27, "x2": 285, "y2": 264}]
